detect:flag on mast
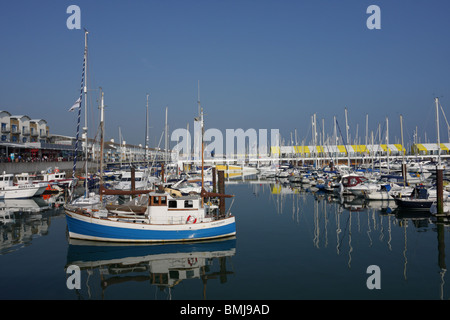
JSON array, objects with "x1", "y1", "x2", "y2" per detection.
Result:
[{"x1": 68, "y1": 98, "x2": 81, "y2": 112}]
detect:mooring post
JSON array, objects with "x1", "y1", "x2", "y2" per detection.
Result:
[
  {"x1": 218, "y1": 170, "x2": 225, "y2": 215},
  {"x1": 212, "y1": 167, "x2": 216, "y2": 193},
  {"x1": 131, "y1": 166, "x2": 135, "y2": 191},
  {"x1": 437, "y1": 165, "x2": 444, "y2": 214}
]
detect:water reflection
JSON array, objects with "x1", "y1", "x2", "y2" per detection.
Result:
[
  {"x1": 0, "y1": 194, "x2": 65, "y2": 255},
  {"x1": 262, "y1": 179, "x2": 449, "y2": 299},
  {"x1": 65, "y1": 237, "x2": 236, "y2": 300}
]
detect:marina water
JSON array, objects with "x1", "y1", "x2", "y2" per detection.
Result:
[{"x1": 0, "y1": 180, "x2": 449, "y2": 300}]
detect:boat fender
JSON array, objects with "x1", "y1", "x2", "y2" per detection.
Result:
[{"x1": 186, "y1": 215, "x2": 197, "y2": 224}]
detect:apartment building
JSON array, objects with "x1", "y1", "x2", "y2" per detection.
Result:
[{"x1": 0, "y1": 111, "x2": 49, "y2": 144}]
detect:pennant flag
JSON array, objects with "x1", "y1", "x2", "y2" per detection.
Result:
[{"x1": 68, "y1": 98, "x2": 81, "y2": 112}]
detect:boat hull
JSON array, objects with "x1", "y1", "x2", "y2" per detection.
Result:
[
  {"x1": 394, "y1": 198, "x2": 434, "y2": 209},
  {"x1": 1, "y1": 186, "x2": 42, "y2": 199},
  {"x1": 65, "y1": 208, "x2": 236, "y2": 243}
]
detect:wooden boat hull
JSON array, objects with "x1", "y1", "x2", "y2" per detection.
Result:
[{"x1": 65, "y1": 208, "x2": 236, "y2": 243}]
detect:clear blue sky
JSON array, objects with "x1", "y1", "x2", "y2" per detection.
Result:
[{"x1": 1, "y1": 0, "x2": 450, "y2": 148}]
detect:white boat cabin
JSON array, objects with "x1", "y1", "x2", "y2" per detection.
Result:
[
  {"x1": 146, "y1": 191, "x2": 216, "y2": 225},
  {"x1": 14, "y1": 172, "x2": 35, "y2": 185},
  {"x1": 0, "y1": 173, "x2": 14, "y2": 187}
]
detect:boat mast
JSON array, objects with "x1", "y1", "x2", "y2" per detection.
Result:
[
  {"x1": 99, "y1": 88, "x2": 105, "y2": 202},
  {"x1": 145, "y1": 93, "x2": 149, "y2": 164},
  {"x1": 400, "y1": 114, "x2": 406, "y2": 186},
  {"x1": 436, "y1": 97, "x2": 441, "y2": 166},
  {"x1": 386, "y1": 116, "x2": 390, "y2": 174},
  {"x1": 83, "y1": 29, "x2": 89, "y2": 198},
  {"x1": 165, "y1": 106, "x2": 168, "y2": 165},
  {"x1": 345, "y1": 108, "x2": 350, "y2": 167}
]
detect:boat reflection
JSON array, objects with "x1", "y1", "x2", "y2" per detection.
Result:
[
  {"x1": 265, "y1": 180, "x2": 449, "y2": 298},
  {"x1": 0, "y1": 195, "x2": 64, "y2": 255},
  {"x1": 65, "y1": 237, "x2": 236, "y2": 299}
]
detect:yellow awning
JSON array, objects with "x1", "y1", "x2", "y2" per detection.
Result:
[
  {"x1": 271, "y1": 146, "x2": 280, "y2": 155},
  {"x1": 416, "y1": 144, "x2": 427, "y2": 151},
  {"x1": 440, "y1": 143, "x2": 449, "y2": 151},
  {"x1": 352, "y1": 145, "x2": 368, "y2": 153},
  {"x1": 316, "y1": 146, "x2": 324, "y2": 153},
  {"x1": 337, "y1": 145, "x2": 347, "y2": 153},
  {"x1": 394, "y1": 144, "x2": 405, "y2": 152},
  {"x1": 294, "y1": 146, "x2": 310, "y2": 154}
]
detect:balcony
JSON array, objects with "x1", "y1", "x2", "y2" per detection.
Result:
[{"x1": 1, "y1": 125, "x2": 10, "y2": 133}]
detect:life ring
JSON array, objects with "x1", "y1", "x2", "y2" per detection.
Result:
[
  {"x1": 55, "y1": 168, "x2": 59, "y2": 173},
  {"x1": 186, "y1": 215, "x2": 197, "y2": 224},
  {"x1": 188, "y1": 258, "x2": 198, "y2": 266}
]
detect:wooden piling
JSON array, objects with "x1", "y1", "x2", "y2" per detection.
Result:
[
  {"x1": 437, "y1": 166, "x2": 444, "y2": 214},
  {"x1": 218, "y1": 170, "x2": 225, "y2": 215},
  {"x1": 402, "y1": 163, "x2": 408, "y2": 186},
  {"x1": 131, "y1": 166, "x2": 135, "y2": 191},
  {"x1": 212, "y1": 167, "x2": 216, "y2": 193}
]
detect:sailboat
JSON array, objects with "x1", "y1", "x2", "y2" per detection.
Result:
[
  {"x1": 70, "y1": 87, "x2": 105, "y2": 207},
  {"x1": 65, "y1": 104, "x2": 237, "y2": 242}
]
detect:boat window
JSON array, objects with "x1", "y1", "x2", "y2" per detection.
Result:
[
  {"x1": 161, "y1": 197, "x2": 166, "y2": 205},
  {"x1": 168, "y1": 200, "x2": 177, "y2": 208},
  {"x1": 184, "y1": 200, "x2": 193, "y2": 208}
]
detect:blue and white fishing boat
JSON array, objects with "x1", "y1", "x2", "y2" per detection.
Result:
[
  {"x1": 65, "y1": 183, "x2": 236, "y2": 243},
  {"x1": 65, "y1": 71, "x2": 236, "y2": 242}
]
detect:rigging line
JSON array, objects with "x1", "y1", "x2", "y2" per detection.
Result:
[
  {"x1": 72, "y1": 35, "x2": 87, "y2": 183},
  {"x1": 335, "y1": 119, "x2": 349, "y2": 155}
]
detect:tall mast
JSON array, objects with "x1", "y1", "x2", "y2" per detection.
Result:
[
  {"x1": 99, "y1": 88, "x2": 105, "y2": 201},
  {"x1": 83, "y1": 29, "x2": 89, "y2": 198},
  {"x1": 201, "y1": 106, "x2": 204, "y2": 193},
  {"x1": 145, "y1": 93, "x2": 149, "y2": 163},
  {"x1": 198, "y1": 80, "x2": 201, "y2": 118},
  {"x1": 400, "y1": 114, "x2": 406, "y2": 186},
  {"x1": 165, "y1": 106, "x2": 168, "y2": 164},
  {"x1": 386, "y1": 116, "x2": 390, "y2": 174},
  {"x1": 436, "y1": 97, "x2": 441, "y2": 166},
  {"x1": 345, "y1": 108, "x2": 350, "y2": 167}
]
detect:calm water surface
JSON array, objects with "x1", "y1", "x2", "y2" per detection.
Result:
[{"x1": 1, "y1": 181, "x2": 449, "y2": 300}]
